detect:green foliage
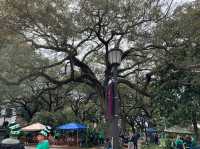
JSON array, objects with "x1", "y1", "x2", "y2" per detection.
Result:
[
  {"x1": 151, "y1": 0, "x2": 200, "y2": 129},
  {"x1": 31, "y1": 109, "x2": 77, "y2": 127},
  {"x1": 0, "y1": 0, "x2": 199, "y2": 137},
  {"x1": 31, "y1": 111, "x2": 55, "y2": 126},
  {"x1": 142, "y1": 139, "x2": 175, "y2": 149},
  {"x1": 164, "y1": 138, "x2": 175, "y2": 149},
  {"x1": 0, "y1": 37, "x2": 48, "y2": 80}
]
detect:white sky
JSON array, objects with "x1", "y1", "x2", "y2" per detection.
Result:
[
  {"x1": 176, "y1": 0, "x2": 194, "y2": 3},
  {"x1": 174, "y1": 0, "x2": 195, "y2": 6},
  {"x1": 39, "y1": 0, "x2": 195, "y2": 60}
]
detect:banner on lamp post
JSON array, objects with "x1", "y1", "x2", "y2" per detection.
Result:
[{"x1": 107, "y1": 79, "x2": 115, "y2": 119}]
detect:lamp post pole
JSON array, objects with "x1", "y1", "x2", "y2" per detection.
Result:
[
  {"x1": 111, "y1": 64, "x2": 120, "y2": 149},
  {"x1": 108, "y1": 48, "x2": 123, "y2": 149}
]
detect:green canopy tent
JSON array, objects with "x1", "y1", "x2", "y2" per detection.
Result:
[{"x1": 164, "y1": 125, "x2": 193, "y2": 134}]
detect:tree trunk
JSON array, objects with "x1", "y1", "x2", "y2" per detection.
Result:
[
  {"x1": 131, "y1": 124, "x2": 135, "y2": 133},
  {"x1": 144, "y1": 126, "x2": 148, "y2": 144},
  {"x1": 121, "y1": 115, "x2": 126, "y2": 134},
  {"x1": 192, "y1": 111, "x2": 199, "y2": 141}
]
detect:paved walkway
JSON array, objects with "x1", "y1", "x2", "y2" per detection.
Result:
[
  {"x1": 25, "y1": 145, "x2": 141, "y2": 149},
  {"x1": 25, "y1": 145, "x2": 104, "y2": 149},
  {"x1": 25, "y1": 141, "x2": 142, "y2": 149}
]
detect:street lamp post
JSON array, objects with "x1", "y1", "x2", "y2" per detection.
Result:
[{"x1": 108, "y1": 48, "x2": 123, "y2": 149}]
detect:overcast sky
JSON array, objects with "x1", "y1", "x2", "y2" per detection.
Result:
[
  {"x1": 176, "y1": 0, "x2": 193, "y2": 2},
  {"x1": 40, "y1": 0, "x2": 195, "y2": 60},
  {"x1": 174, "y1": 0, "x2": 194, "y2": 6}
]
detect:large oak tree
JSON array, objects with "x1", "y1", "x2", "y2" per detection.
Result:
[{"x1": 0, "y1": 0, "x2": 173, "y2": 116}]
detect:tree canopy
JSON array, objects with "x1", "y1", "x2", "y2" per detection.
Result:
[{"x1": 0, "y1": 0, "x2": 200, "y2": 138}]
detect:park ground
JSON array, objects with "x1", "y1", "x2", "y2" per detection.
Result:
[
  {"x1": 25, "y1": 141, "x2": 142, "y2": 149},
  {"x1": 25, "y1": 146, "x2": 104, "y2": 149}
]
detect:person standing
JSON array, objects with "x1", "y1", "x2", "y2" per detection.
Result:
[
  {"x1": 183, "y1": 135, "x2": 192, "y2": 149},
  {"x1": 98, "y1": 130, "x2": 105, "y2": 145},
  {"x1": 0, "y1": 121, "x2": 25, "y2": 149},
  {"x1": 128, "y1": 132, "x2": 134, "y2": 149},
  {"x1": 154, "y1": 133, "x2": 159, "y2": 144},
  {"x1": 36, "y1": 126, "x2": 51, "y2": 149},
  {"x1": 175, "y1": 135, "x2": 184, "y2": 149},
  {"x1": 105, "y1": 138, "x2": 112, "y2": 149},
  {"x1": 132, "y1": 132, "x2": 140, "y2": 149}
]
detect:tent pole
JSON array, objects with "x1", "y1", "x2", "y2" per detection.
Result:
[
  {"x1": 86, "y1": 127, "x2": 88, "y2": 147},
  {"x1": 77, "y1": 130, "x2": 78, "y2": 147}
]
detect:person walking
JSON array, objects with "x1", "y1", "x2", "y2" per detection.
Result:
[{"x1": 0, "y1": 121, "x2": 25, "y2": 149}]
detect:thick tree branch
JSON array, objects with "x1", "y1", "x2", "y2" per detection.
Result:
[{"x1": 118, "y1": 79, "x2": 152, "y2": 98}]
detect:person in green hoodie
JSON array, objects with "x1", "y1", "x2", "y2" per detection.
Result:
[
  {"x1": 175, "y1": 135, "x2": 184, "y2": 149},
  {"x1": 36, "y1": 126, "x2": 51, "y2": 149}
]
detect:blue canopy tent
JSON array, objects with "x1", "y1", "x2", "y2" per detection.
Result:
[
  {"x1": 146, "y1": 128, "x2": 157, "y2": 133},
  {"x1": 146, "y1": 128, "x2": 157, "y2": 143},
  {"x1": 57, "y1": 122, "x2": 87, "y2": 130},
  {"x1": 57, "y1": 122, "x2": 87, "y2": 146}
]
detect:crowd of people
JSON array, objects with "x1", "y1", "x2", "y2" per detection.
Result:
[
  {"x1": 0, "y1": 121, "x2": 52, "y2": 149},
  {"x1": 103, "y1": 132, "x2": 141, "y2": 149},
  {"x1": 0, "y1": 121, "x2": 107, "y2": 149},
  {"x1": 119, "y1": 132, "x2": 140, "y2": 149},
  {"x1": 128, "y1": 132, "x2": 140, "y2": 149},
  {"x1": 171, "y1": 135, "x2": 195, "y2": 149},
  {"x1": 2, "y1": 121, "x2": 196, "y2": 149}
]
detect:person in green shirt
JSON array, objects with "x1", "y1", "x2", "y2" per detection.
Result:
[
  {"x1": 36, "y1": 126, "x2": 51, "y2": 149},
  {"x1": 175, "y1": 135, "x2": 183, "y2": 149},
  {"x1": 98, "y1": 130, "x2": 105, "y2": 144},
  {"x1": 36, "y1": 139, "x2": 49, "y2": 149}
]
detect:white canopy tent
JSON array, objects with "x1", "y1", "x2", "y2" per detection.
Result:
[
  {"x1": 164, "y1": 125, "x2": 193, "y2": 134},
  {"x1": 22, "y1": 123, "x2": 45, "y2": 132}
]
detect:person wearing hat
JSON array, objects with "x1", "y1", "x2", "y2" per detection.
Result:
[
  {"x1": 36, "y1": 126, "x2": 51, "y2": 149},
  {"x1": 0, "y1": 121, "x2": 25, "y2": 149}
]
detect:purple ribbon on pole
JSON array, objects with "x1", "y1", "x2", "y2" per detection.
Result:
[{"x1": 107, "y1": 79, "x2": 115, "y2": 119}]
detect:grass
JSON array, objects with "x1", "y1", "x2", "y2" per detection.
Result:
[
  {"x1": 141, "y1": 138, "x2": 172, "y2": 149},
  {"x1": 141, "y1": 144, "x2": 165, "y2": 149}
]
